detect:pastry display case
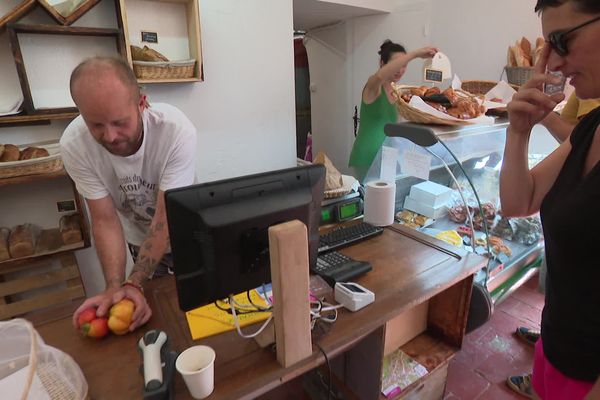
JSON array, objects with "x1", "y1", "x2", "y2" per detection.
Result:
[{"x1": 364, "y1": 118, "x2": 546, "y2": 304}]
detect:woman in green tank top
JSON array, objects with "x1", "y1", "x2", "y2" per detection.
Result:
[{"x1": 348, "y1": 40, "x2": 437, "y2": 182}]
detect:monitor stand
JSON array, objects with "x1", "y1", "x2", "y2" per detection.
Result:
[{"x1": 263, "y1": 219, "x2": 313, "y2": 368}]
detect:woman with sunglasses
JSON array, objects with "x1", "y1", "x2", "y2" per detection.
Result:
[{"x1": 500, "y1": 1, "x2": 600, "y2": 399}]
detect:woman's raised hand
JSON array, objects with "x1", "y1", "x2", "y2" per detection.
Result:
[
  {"x1": 412, "y1": 46, "x2": 438, "y2": 59},
  {"x1": 507, "y1": 44, "x2": 565, "y2": 135}
]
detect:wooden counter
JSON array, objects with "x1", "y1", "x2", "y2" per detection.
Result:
[{"x1": 35, "y1": 223, "x2": 486, "y2": 400}]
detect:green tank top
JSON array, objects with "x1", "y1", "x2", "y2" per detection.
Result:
[{"x1": 348, "y1": 90, "x2": 397, "y2": 168}]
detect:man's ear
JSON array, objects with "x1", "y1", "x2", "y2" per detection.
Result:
[{"x1": 138, "y1": 94, "x2": 148, "y2": 111}]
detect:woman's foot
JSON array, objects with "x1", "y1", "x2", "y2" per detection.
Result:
[
  {"x1": 506, "y1": 374, "x2": 533, "y2": 398},
  {"x1": 515, "y1": 326, "x2": 540, "y2": 346}
]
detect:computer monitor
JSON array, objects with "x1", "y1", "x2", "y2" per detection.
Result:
[{"x1": 165, "y1": 164, "x2": 326, "y2": 311}]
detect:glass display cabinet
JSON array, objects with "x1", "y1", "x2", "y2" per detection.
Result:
[{"x1": 364, "y1": 118, "x2": 546, "y2": 304}]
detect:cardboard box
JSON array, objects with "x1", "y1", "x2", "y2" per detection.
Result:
[
  {"x1": 409, "y1": 181, "x2": 453, "y2": 208},
  {"x1": 403, "y1": 196, "x2": 448, "y2": 219}
]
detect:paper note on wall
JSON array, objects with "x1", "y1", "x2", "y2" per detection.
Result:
[{"x1": 400, "y1": 150, "x2": 431, "y2": 180}]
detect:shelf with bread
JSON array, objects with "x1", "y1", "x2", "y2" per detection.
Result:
[
  {"x1": 0, "y1": 142, "x2": 65, "y2": 181},
  {"x1": 119, "y1": 0, "x2": 203, "y2": 83},
  {"x1": 0, "y1": 221, "x2": 86, "y2": 267}
]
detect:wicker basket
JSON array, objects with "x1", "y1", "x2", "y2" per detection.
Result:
[
  {"x1": 0, "y1": 142, "x2": 63, "y2": 179},
  {"x1": 392, "y1": 85, "x2": 475, "y2": 126},
  {"x1": 133, "y1": 59, "x2": 196, "y2": 80},
  {"x1": 461, "y1": 80, "x2": 520, "y2": 96},
  {"x1": 505, "y1": 66, "x2": 534, "y2": 86}
]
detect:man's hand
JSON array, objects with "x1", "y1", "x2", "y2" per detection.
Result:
[
  {"x1": 112, "y1": 285, "x2": 152, "y2": 331},
  {"x1": 72, "y1": 286, "x2": 152, "y2": 332},
  {"x1": 507, "y1": 44, "x2": 565, "y2": 135}
]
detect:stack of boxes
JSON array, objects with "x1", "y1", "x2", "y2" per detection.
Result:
[{"x1": 403, "y1": 181, "x2": 452, "y2": 219}]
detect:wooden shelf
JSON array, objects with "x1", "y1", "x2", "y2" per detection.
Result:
[
  {"x1": 119, "y1": 0, "x2": 203, "y2": 83},
  {"x1": 138, "y1": 76, "x2": 200, "y2": 84},
  {"x1": 0, "y1": 168, "x2": 69, "y2": 187},
  {"x1": 0, "y1": 112, "x2": 79, "y2": 127},
  {"x1": 0, "y1": 228, "x2": 87, "y2": 269}
]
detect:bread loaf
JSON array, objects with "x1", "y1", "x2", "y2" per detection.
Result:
[
  {"x1": 60, "y1": 214, "x2": 82, "y2": 245},
  {"x1": 0, "y1": 144, "x2": 20, "y2": 162},
  {"x1": 143, "y1": 46, "x2": 169, "y2": 62},
  {"x1": 19, "y1": 146, "x2": 49, "y2": 160},
  {"x1": 9, "y1": 224, "x2": 37, "y2": 258},
  {"x1": 0, "y1": 228, "x2": 10, "y2": 262},
  {"x1": 314, "y1": 152, "x2": 343, "y2": 191}
]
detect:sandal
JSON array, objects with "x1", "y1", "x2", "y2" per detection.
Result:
[
  {"x1": 506, "y1": 374, "x2": 533, "y2": 398},
  {"x1": 515, "y1": 326, "x2": 540, "y2": 346}
]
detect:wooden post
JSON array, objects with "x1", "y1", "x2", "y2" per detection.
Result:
[{"x1": 268, "y1": 220, "x2": 312, "y2": 367}]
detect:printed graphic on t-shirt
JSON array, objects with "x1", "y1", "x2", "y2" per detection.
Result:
[{"x1": 118, "y1": 174, "x2": 157, "y2": 225}]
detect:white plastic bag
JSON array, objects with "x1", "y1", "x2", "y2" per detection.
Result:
[{"x1": 0, "y1": 318, "x2": 88, "y2": 400}]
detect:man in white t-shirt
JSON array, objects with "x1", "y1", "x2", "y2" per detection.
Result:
[{"x1": 61, "y1": 57, "x2": 197, "y2": 332}]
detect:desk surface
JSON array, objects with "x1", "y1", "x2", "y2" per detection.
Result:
[{"x1": 35, "y1": 224, "x2": 486, "y2": 400}]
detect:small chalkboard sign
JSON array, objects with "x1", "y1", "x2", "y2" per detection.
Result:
[
  {"x1": 141, "y1": 31, "x2": 158, "y2": 43},
  {"x1": 424, "y1": 68, "x2": 443, "y2": 83}
]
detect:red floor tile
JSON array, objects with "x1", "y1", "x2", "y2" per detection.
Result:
[
  {"x1": 476, "y1": 382, "x2": 527, "y2": 400},
  {"x1": 446, "y1": 359, "x2": 491, "y2": 399},
  {"x1": 446, "y1": 276, "x2": 544, "y2": 400}
]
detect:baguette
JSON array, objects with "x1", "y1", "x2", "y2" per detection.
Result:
[
  {"x1": 519, "y1": 37, "x2": 532, "y2": 57},
  {"x1": 507, "y1": 47, "x2": 517, "y2": 67},
  {"x1": 8, "y1": 224, "x2": 37, "y2": 258},
  {"x1": 0, "y1": 228, "x2": 10, "y2": 262},
  {"x1": 59, "y1": 214, "x2": 82, "y2": 245}
]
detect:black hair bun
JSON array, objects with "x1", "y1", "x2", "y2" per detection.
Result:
[{"x1": 378, "y1": 39, "x2": 393, "y2": 55}]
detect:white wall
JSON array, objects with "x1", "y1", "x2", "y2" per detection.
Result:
[
  {"x1": 307, "y1": 0, "x2": 549, "y2": 175},
  {"x1": 0, "y1": 0, "x2": 297, "y2": 296}
]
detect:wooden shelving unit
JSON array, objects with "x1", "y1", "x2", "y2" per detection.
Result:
[
  {"x1": 119, "y1": 0, "x2": 203, "y2": 83},
  {"x1": 0, "y1": 111, "x2": 79, "y2": 127}
]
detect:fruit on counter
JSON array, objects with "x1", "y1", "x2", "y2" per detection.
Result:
[
  {"x1": 81, "y1": 317, "x2": 109, "y2": 339},
  {"x1": 77, "y1": 307, "x2": 97, "y2": 328},
  {"x1": 77, "y1": 307, "x2": 110, "y2": 339},
  {"x1": 108, "y1": 298, "x2": 135, "y2": 335}
]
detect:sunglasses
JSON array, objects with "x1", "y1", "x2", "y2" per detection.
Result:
[{"x1": 548, "y1": 15, "x2": 600, "y2": 56}]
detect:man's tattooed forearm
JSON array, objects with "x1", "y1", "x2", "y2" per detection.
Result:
[{"x1": 132, "y1": 255, "x2": 158, "y2": 279}]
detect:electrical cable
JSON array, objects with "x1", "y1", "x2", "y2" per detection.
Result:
[
  {"x1": 229, "y1": 295, "x2": 273, "y2": 339},
  {"x1": 315, "y1": 343, "x2": 333, "y2": 400}
]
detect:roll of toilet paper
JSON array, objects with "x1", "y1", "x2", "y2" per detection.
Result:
[{"x1": 363, "y1": 181, "x2": 396, "y2": 226}]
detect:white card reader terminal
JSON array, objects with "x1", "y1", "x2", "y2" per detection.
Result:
[{"x1": 334, "y1": 282, "x2": 375, "y2": 312}]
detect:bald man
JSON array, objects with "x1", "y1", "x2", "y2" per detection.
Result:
[{"x1": 61, "y1": 57, "x2": 197, "y2": 331}]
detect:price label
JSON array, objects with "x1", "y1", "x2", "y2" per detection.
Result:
[
  {"x1": 424, "y1": 68, "x2": 443, "y2": 83},
  {"x1": 141, "y1": 31, "x2": 158, "y2": 43}
]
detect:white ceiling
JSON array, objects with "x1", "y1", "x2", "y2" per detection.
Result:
[{"x1": 293, "y1": 0, "x2": 394, "y2": 31}]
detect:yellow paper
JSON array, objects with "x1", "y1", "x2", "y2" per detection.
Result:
[
  {"x1": 185, "y1": 289, "x2": 271, "y2": 340},
  {"x1": 435, "y1": 230, "x2": 463, "y2": 247}
]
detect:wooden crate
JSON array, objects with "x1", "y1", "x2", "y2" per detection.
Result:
[{"x1": 0, "y1": 252, "x2": 85, "y2": 320}]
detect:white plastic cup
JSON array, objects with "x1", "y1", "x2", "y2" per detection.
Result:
[{"x1": 176, "y1": 345, "x2": 216, "y2": 399}]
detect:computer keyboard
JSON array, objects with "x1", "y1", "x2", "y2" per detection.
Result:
[
  {"x1": 318, "y1": 221, "x2": 384, "y2": 254},
  {"x1": 312, "y1": 251, "x2": 372, "y2": 286}
]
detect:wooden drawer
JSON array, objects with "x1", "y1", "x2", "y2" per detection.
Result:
[{"x1": 398, "y1": 362, "x2": 448, "y2": 400}]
